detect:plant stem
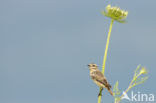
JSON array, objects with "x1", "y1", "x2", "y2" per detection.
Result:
[
  {"x1": 116, "y1": 78, "x2": 134, "y2": 103},
  {"x1": 97, "y1": 19, "x2": 114, "y2": 103},
  {"x1": 102, "y1": 19, "x2": 114, "y2": 74},
  {"x1": 97, "y1": 87, "x2": 103, "y2": 103}
]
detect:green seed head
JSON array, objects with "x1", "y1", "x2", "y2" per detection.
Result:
[{"x1": 102, "y1": 4, "x2": 128, "y2": 23}]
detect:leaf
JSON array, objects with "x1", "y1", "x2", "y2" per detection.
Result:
[
  {"x1": 132, "y1": 65, "x2": 141, "y2": 83},
  {"x1": 135, "y1": 76, "x2": 148, "y2": 86},
  {"x1": 135, "y1": 64, "x2": 141, "y2": 76},
  {"x1": 113, "y1": 81, "x2": 121, "y2": 97},
  {"x1": 131, "y1": 76, "x2": 148, "y2": 88}
]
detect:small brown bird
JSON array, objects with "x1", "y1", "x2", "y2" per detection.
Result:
[{"x1": 88, "y1": 63, "x2": 113, "y2": 96}]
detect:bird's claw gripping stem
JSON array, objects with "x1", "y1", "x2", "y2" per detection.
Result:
[{"x1": 98, "y1": 88, "x2": 103, "y2": 96}]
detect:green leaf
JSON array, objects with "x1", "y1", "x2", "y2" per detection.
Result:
[
  {"x1": 113, "y1": 81, "x2": 121, "y2": 97},
  {"x1": 135, "y1": 76, "x2": 148, "y2": 86},
  {"x1": 135, "y1": 64, "x2": 141, "y2": 76}
]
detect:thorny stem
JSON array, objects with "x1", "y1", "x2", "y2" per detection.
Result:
[{"x1": 98, "y1": 19, "x2": 114, "y2": 103}]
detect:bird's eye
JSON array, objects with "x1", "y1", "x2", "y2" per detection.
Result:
[{"x1": 92, "y1": 65, "x2": 95, "y2": 67}]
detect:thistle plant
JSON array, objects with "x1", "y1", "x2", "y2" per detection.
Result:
[{"x1": 97, "y1": 4, "x2": 148, "y2": 103}]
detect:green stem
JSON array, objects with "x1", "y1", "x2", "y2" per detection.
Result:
[
  {"x1": 116, "y1": 77, "x2": 134, "y2": 103},
  {"x1": 97, "y1": 19, "x2": 114, "y2": 103},
  {"x1": 116, "y1": 73, "x2": 141, "y2": 103},
  {"x1": 102, "y1": 19, "x2": 114, "y2": 74}
]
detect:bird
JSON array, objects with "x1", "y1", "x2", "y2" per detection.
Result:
[{"x1": 88, "y1": 63, "x2": 113, "y2": 96}]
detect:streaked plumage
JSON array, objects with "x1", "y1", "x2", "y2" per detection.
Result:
[{"x1": 88, "y1": 63, "x2": 113, "y2": 96}]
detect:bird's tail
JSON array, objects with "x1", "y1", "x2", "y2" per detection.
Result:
[
  {"x1": 108, "y1": 88, "x2": 113, "y2": 96},
  {"x1": 106, "y1": 83, "x2": 113, "y2": 96}
]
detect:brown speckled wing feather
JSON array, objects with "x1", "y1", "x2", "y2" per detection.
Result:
[{"x1": 91, "y1": 70, "x2": 111, "y2": 88}]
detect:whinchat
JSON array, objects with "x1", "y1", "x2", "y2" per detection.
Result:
[{"x1": 88, "y1": 63, "x2": 113, "y2": 96}]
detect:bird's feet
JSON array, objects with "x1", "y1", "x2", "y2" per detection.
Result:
[
  {"x1": 98, "y1": 88, "x2": 103, "y2": 97},
  {"x1": 98, "y1": 93, "x2": 102, "y2": 97}
]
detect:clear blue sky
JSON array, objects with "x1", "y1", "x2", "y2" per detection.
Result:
[{"x1": 0, "y1": 0, "x2": 156, "y2": 103}]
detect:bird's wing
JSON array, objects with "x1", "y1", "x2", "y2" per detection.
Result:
[{"x1": 91, "y1": 70, "x2": 111, "y2": 88}]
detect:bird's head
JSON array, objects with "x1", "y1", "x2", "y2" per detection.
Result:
[{"x1": 88, "y1": 63, "x2": 98, "y2": 71}]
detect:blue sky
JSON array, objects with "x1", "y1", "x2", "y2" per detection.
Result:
[{"x1": 0, "y1": 0, "x2": 156, "y2": 103}]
